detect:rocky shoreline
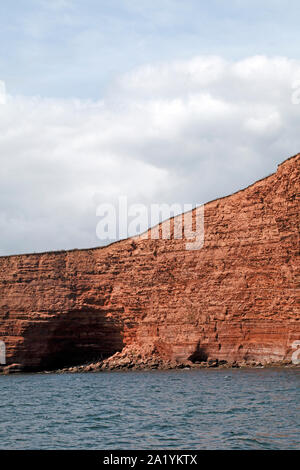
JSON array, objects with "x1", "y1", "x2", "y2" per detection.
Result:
[{"x1": 1, "y1": 347, "x2": 298, "y2": 375}]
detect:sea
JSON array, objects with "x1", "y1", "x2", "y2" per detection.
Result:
[{"x1": 0, "y1": 368, "x2": 299, "y2": 450}]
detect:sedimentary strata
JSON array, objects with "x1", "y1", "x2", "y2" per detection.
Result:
[{"x1": 0, "y1": 153, "x2": 299, "y2": 373}]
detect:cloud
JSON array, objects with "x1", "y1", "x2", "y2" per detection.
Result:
[
  {"x1": 0, "y1": 81, "x2": 6, "y2": 104},
  {"x1": 0, "y1": 55, "x2": 300, "y2": 255}
]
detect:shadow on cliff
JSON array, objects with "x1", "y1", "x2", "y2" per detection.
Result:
[
  {"x1": 187, "y1": 341, "x2": 208, "y2": 363},
  {"x1": 14, "y1": 309, "x2": 125, "y2": 372}
]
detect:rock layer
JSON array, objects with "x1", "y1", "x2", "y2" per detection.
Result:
[{"x1": 0, "y1": 154, "x2": 299, "y2": 371}]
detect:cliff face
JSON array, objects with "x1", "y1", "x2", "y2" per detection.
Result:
[{"x1": 0, "y1": 154, "x2": 299, "y2": 371}]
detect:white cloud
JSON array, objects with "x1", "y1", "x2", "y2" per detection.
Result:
[
  {"x1": 0, "y1": 81, "x2": 6, "y2": 105},
  {"x1": 0, "y1": 55, "x2": 300, "y2": 255},
  {"x1": 245, "y1": 111, "x2": 282, "y2": 136}
]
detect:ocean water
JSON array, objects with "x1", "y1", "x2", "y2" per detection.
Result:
[{"x1": 0, "y1": 369, "x2": 299, "y2": 450}]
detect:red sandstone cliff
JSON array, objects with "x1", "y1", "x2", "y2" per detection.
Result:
[{"x1": 0, "y1": 154, "x2": 299, "y2": 371}]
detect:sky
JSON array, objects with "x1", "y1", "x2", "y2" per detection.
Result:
[{"x1": 0, "y1": 0, "x2": 300, "y2": 255}]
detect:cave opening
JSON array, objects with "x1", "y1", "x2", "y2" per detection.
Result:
[
  {"x1": 188, "y1": 341, "x2": 208, "y2": 363},
  {"x1": 17, "y1": 309, "x2": 125, "y2": 372}
]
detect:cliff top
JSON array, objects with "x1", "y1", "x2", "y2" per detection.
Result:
[{"x1": 1, "y1": 152, "x2": 299, "y2": 260}]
